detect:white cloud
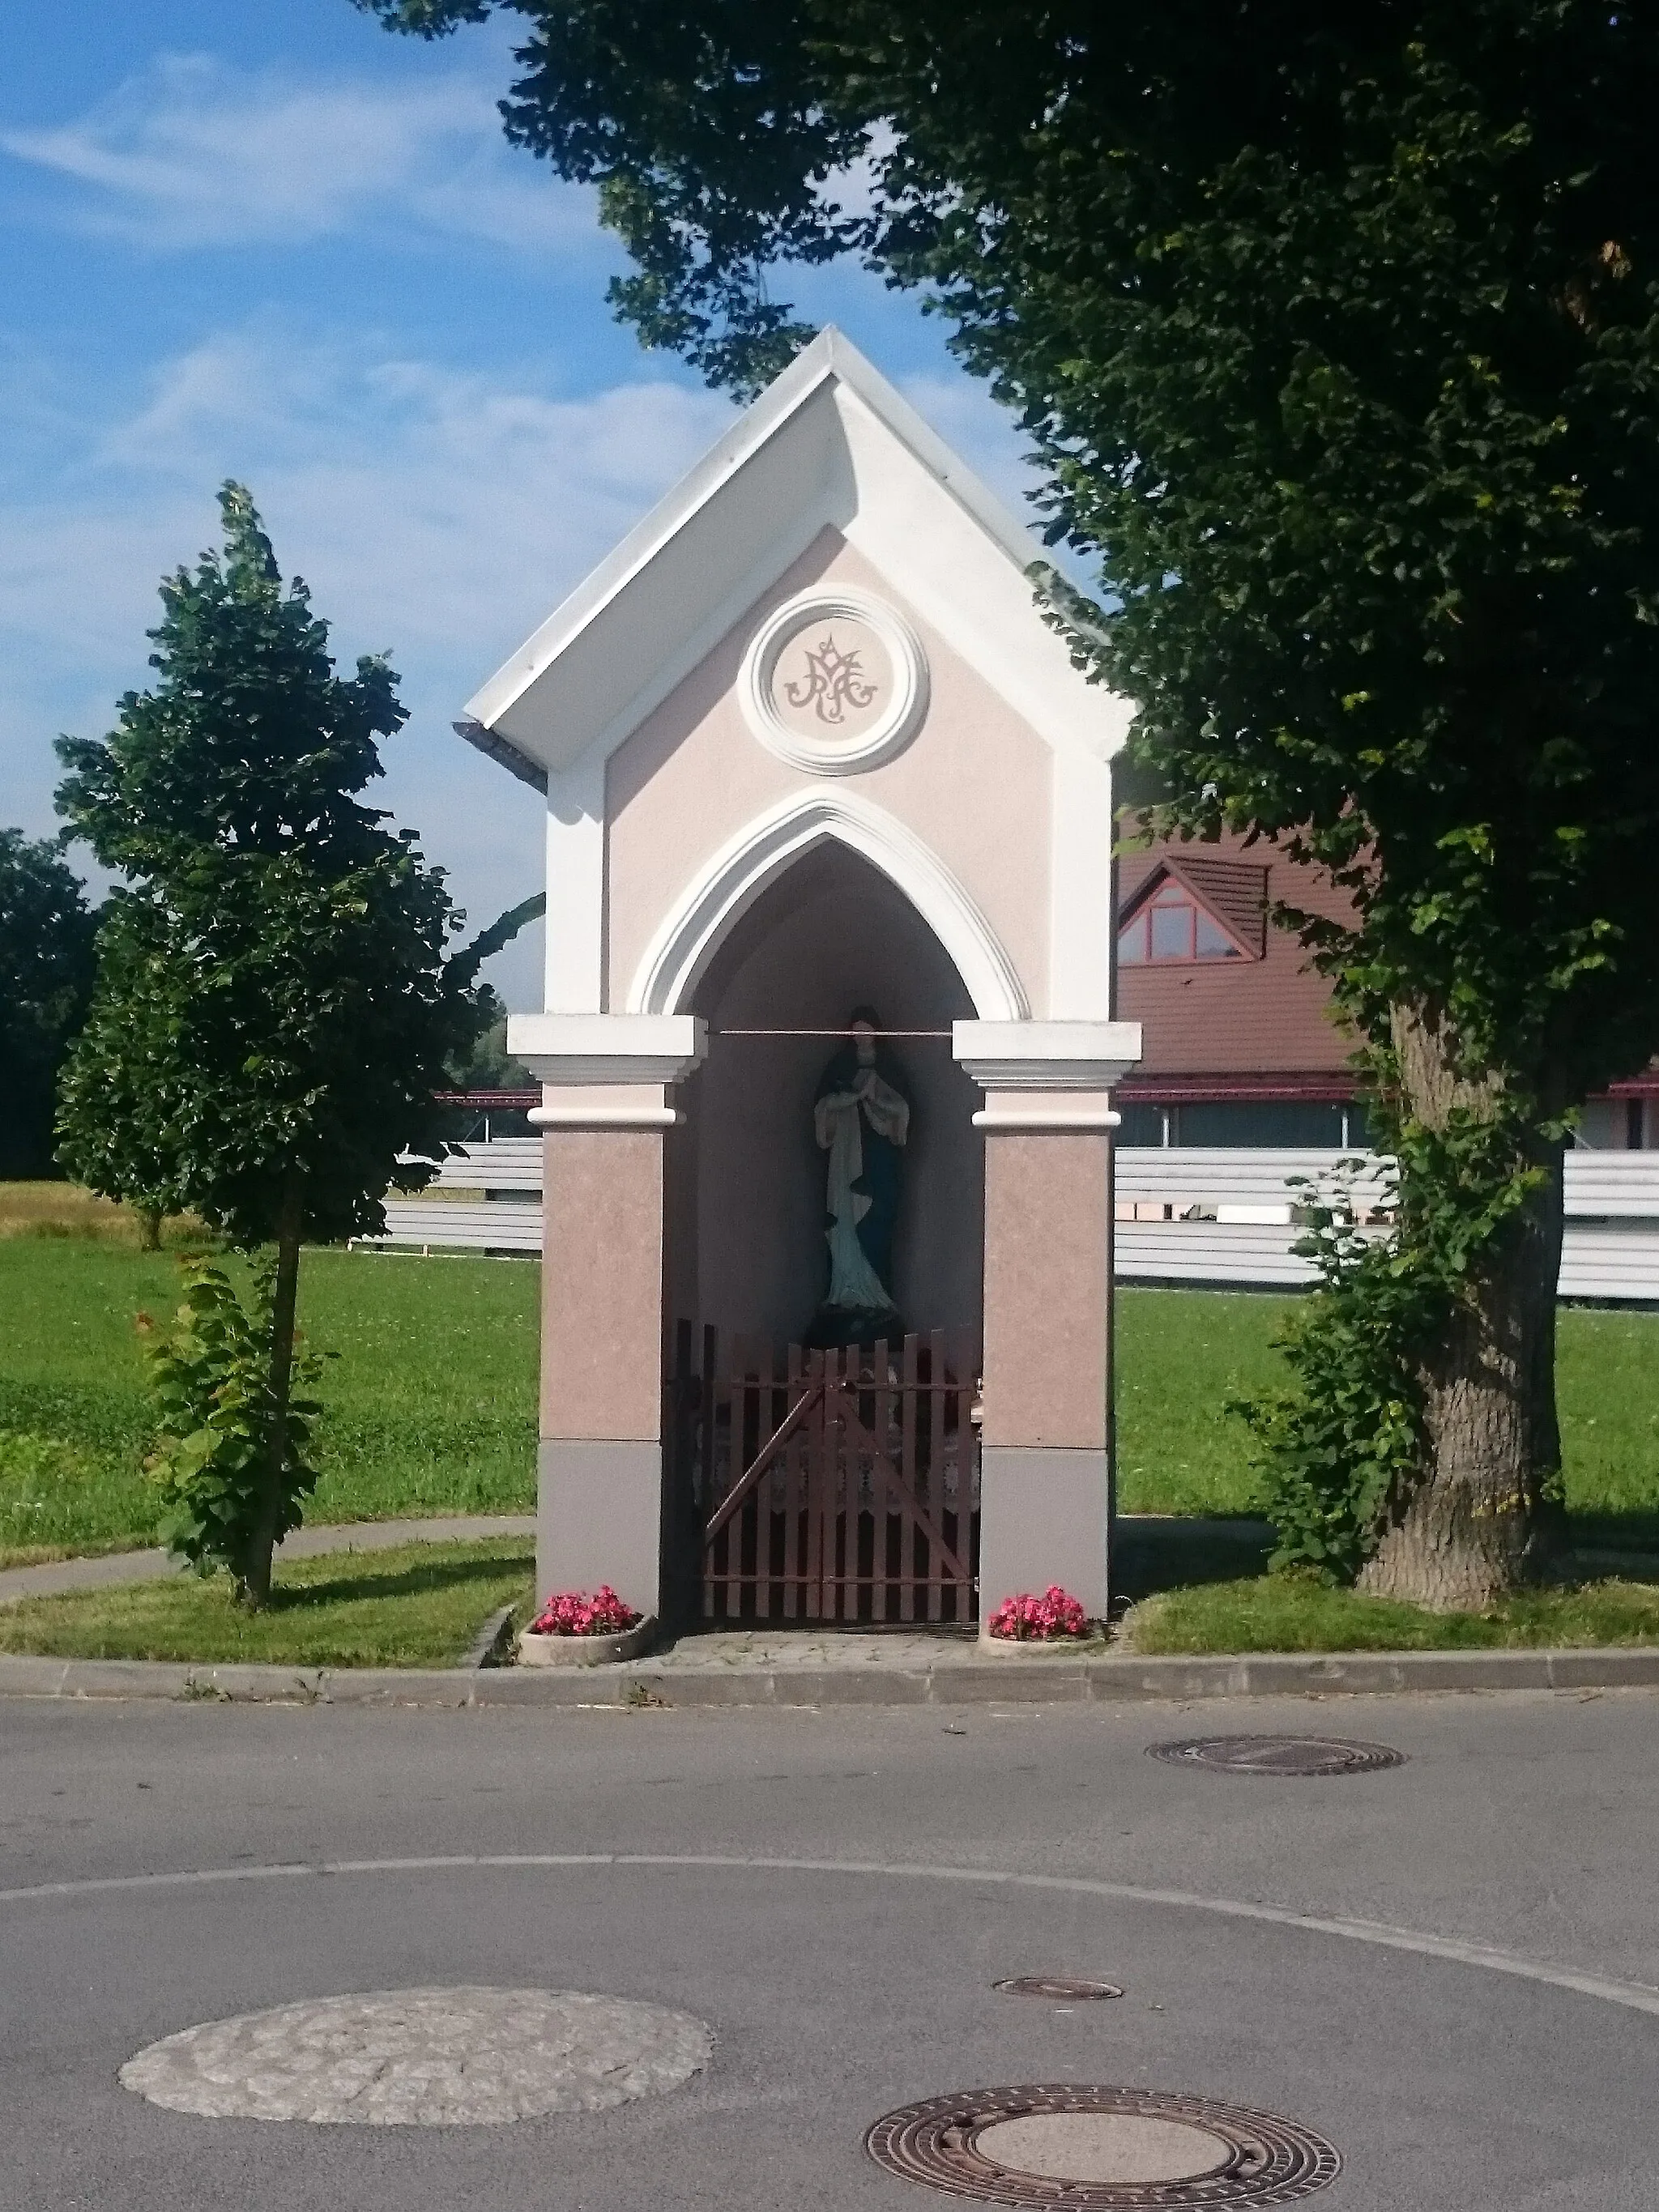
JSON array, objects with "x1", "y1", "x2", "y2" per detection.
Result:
[
  {"x1": 897, "y1": 371, "x2": 1050, "y2": 532},
  {"x1": 0, "y1": 325, "x2": 736, "y2": 1002},
  {"x1": 0, "y1": 315, "x2": 1066, "y2": 1004},
  {"x1": 0, "y1": 53, "x2": 591, "y2": 253}
]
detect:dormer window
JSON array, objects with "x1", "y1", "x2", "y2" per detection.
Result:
[{"x1": 1118, "y1": 877, "x2": 1249, "y2": 965}]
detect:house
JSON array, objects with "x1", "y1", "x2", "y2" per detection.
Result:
[{"x1": 1115, "y1": 830, "x2": 1657, "y2": 1150}]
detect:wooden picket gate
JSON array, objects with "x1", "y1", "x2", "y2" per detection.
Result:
[{"x1": 671, "y1": 1326, "x2": 979, "y2": 1625}]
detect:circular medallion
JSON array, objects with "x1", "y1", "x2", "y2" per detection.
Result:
[
  {"x1": 119, "y1": 1987, "x2": 712, "y2": 2125},
  {"x1": 865, "y1": 2084, "x2": 1341, "y2": 2208},
  {"x1": 740, "y1": 586, "x2": 928, "y2": 773},
  {"x1": 1148, "y1": 1736, "x2": 1405, "y2": 1779}
]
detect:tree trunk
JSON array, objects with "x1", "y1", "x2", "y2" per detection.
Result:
[
  {"x1": 240, "y1": 1174, "x2": 305, "y2": 1609},
  {"x1": 1359, "y1": 1003, "x2": 1564, "y2": 1610},
  {"x1": 137, "y1": 1205, "x2": 163, "y2": 1253}
]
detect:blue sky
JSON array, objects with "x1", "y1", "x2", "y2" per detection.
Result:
[{"x1": 2, "y1": 0, "x2": 1051, "y2": 1007}]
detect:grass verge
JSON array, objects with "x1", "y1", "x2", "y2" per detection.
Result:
[
  {"x1": 0, "y1": 1232, "x2": 539, "y2": 1563},
  {"x1": 4, "y1": 1201, "x2": 1658, "y2": 1566},
  {"x1": 0, "y1": 1539, "x2": 535, "y2": 1668},
  {"x1": 1127, "y1": 1570, "x2": 1659, "y2": 1653},
  {"x1": 1115, "y1": 1285, "x2": 1659, "y2": 1548}
]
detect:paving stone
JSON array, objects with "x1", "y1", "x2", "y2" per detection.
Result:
[{"x1": 119, "y1": 1987, "x2": 712, "y2": 2125}]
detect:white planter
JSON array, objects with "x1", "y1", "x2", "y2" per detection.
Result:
[{"x1": 516, "y1": 1616, "x2": 658, "y2": 1668}]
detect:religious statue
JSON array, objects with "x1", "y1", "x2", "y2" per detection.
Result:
[{"x1": 807, "y1": 1008, "x2": 911, "y2": 1346}]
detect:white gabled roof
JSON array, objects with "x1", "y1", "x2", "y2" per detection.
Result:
[{"x1": 464, "y1": 326, "x2": 1132, "y2": 779}]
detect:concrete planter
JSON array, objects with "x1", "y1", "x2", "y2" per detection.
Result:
[
  {"x1": 516, "y1": 1616, "x2": 658, "y2": 1668},
  {"x1": 980, "y1": 1630, "x2": 1103, "y2": 1654}
]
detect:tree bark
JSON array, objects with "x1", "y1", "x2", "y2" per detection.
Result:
[
  {"x1": 137, "y1": 1205, "x2": 163, "y2": 1253},
  {"x1": 240, "y1": 1173, "x2": 305, "y2": 1609},
  {"x1": 1359, "y1": 1003, "x2": 1564, "y2": 1610}
]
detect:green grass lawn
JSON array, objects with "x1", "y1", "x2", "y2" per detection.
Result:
[
  {"x1": 1115, "y1": 1288, "x2": 1296, "y2": 1517},
  {"x1": 1128, "y1": 1570, "x2": 1659, "y2": 1653},
  {"x1": 0, "y1": 1539, "x2": 536, "y2": 1667},
  {"x1": 0, "y1": 1237, "x2": 538, "y2": 1564},
  {"x1": 4, "y1": 1217, "x2": 1658, "y2": 1574},
  {"x1": 1115, "y1": 1286, "x2": 1659, "y2": 1547}
]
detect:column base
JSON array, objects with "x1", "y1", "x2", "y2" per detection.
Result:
[
  {"x1": 536, "y1": 1438, "x2": 665, "y2": 1622},
  {"x1": 978, "y1": 1443, "x2": 1109, "y2": 1629}
]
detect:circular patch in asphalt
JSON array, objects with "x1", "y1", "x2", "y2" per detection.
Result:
[
  {"x1": 992, "y1": 1976, "x2": 1124, "y2": 2001},
  {"x1": 865, "y1": 2084, "x2": 1341, "y2": 2206},
  {"x1": 1147, "y1": 1735, "x2": 1406, "y2": 1778},
  {"x1": 118, "y1": 1987, "x2": 712, "y2": 2125}
]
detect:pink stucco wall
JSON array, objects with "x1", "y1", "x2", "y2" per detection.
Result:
[
  {"x1": 604, "y1": 527, "x2": 1052, "y2": 1016},
  {"x1": 541, "y1": 1128, "x2": 667, "y2": 1442}
]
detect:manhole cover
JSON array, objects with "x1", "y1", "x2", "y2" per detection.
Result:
[
  {"x1": 993, "y1": 1977, "x2": 1123, "y2": 2001},
  {"x1": 1148, "y1": 1735, "x2": 1405, "y2": 1778},
  {"x1": 866, "y1": 2085, "x2": 1340, "y2": 2208},
  {"x1": 119, "y1": 1988, "x2": 712, "y2": 2125}
]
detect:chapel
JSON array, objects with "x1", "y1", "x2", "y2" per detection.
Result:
[{"x1": 462, "y1": 328, "x2": 1141, "y2": 1630}]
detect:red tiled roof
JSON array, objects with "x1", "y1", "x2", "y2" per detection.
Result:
[
  {"x1": 1124, "y1": 851, "x2": 1272, "y2": 957},
  {"x1": 433, "y1": 1089, "x2": 540, "y2": 1108},
  {"x1": 1117, "y1": 829, "x2": 1360, "y2": 1086}
]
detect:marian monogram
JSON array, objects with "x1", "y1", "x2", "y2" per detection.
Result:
[
  {"x1": 783, "y1": 630, "x2": 880, "y2": 725},
  {"x1": 743, "y1": 590, "x2": 925, "y2": 772}
]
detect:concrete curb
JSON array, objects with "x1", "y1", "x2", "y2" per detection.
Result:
[
  {"x1": 462, "y1": 1605, "x2": 519, "y2": 1670},
  {"x1": 2, "y1": 1643, "x2": 1659, "y2": 1708}
]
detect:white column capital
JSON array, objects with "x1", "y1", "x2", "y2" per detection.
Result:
[
  {"x1": 953, "y1": 1020, "x2": 1142, "y2": 1090},
  {"x1": 507, "y1": 1012, "x2": 707, "y2": 1088},
  {"x1": 954, "y1": 1019, "x2": 1141, "y2": 1130}
]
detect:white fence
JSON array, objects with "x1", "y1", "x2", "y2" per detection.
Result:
[
  {"x1": 358, "y1": 1140, "x2": 1659, "y2": 1301},
  {"x1": 1113, "y1": 1148, "x2": 1659, "y2": 1300},
  {"x1": 423, "y1": 1139, "x2": 544, "y2": 1191}
]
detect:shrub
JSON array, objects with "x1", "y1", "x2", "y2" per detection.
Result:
[{"x1": 139, "y1": 1260, "x2": 323, "y2": 1599}]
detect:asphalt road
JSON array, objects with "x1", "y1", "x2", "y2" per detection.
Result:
[{"x1": 2, "y1": 1686, "x2": 1656, "y2": 2210}]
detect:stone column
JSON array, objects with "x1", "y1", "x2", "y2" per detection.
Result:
[
  {"x1": 506, "y1": 1016, "x2": 706, "y2": 1623},
  {"x1": 953, "y1": 1023, "x2": 1141, "y2": 1631}
]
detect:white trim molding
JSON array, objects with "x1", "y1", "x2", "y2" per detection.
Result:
[
  {"x1": 530, "y1": 1102, "x2": 680, "y2": 1129},
  {"x1": 738, "y1": 585, "x2": 928, "y2": 774},
  {"x1": 629, "y1": 790, "x2": 1030, "y2": 1021},
  {"x1": 1048, "y1": 746, "x2": 1116, "y2": 1019},
  {"x1": 973, "y1": 1105, "x2": 1124, "y2": 1130},
  {"x1": 507, "y1": 1013, "x2": 707, "y2": 1088},
  {"x1": 462, "y1": 327, "x2": 1135, "y2": 780},
  {"x1": 543, "y1": 752, "x2": 607, "y2": 1013},
  {"x1": 953, "y1": 1019, "x2": 1143, "y2": 1090}
]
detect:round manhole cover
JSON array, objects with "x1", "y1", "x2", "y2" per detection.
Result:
[
  {"x1": 993, "y1": 1977, "x2": 1123, "y2": 2002},
  {"x1": 119, "y1": 1988, "x2": 712, "y2": 2125},
  {"x1": 866, "y1": 2085, "x2": 1340, "y2": 2207},
  {"x1": 1148, "y1": 1735, "x2": 1405, "y2": 1778}
]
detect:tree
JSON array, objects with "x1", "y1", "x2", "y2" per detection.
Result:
[
  {"x1": 446, "y1": 985, "x2": 535, "y2": 1091},
  {"x1": 439, "y1": 891, "x2": 544, "y2": 1090},
  {"x1": 0, "y1": 829, "x2": 97, "y2": 1180},
  {"x1": 57, "y1": 484, "x2": 485, "y2": 1604},
  {"x1": 362, "y1": 0, "x2": 1659, "y2": 1605}
]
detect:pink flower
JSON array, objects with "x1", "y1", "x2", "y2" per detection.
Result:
[
  {"x1": 987, "y1": 1585, "x2": 1088, "y2": 1641},
  {"x1": 528, "y1": 1584, "x2": 642, "y2": 1637}
]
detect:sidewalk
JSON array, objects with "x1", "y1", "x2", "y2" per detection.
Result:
[
  {"x1": 0, "y1": 1515, "x2": 535, "y2": 1608},
  {"x1": 2, "y1": 1634, "x2": 1658, "y2": 1707}
]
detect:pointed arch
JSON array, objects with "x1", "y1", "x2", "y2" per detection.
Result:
[{"x1": 626, "y1": 789, "x2": 1030, "y2": 1021}]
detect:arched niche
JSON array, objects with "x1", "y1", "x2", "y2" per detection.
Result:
[{"x1": 666, "y1": 841, "x2": 983, "y2": 1346}]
